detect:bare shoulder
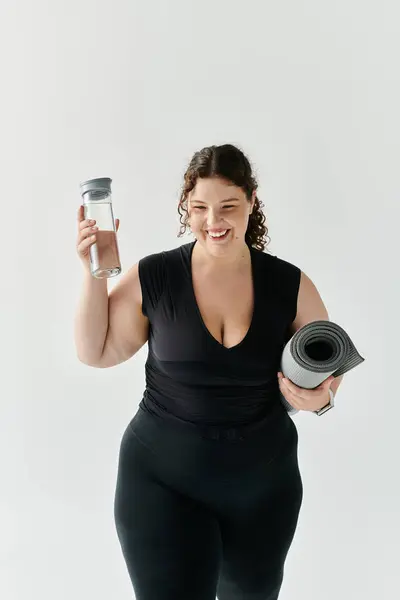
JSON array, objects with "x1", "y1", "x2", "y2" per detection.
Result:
[{"x1": 290, "y1": 270, "x2": 329, "y2": 334}]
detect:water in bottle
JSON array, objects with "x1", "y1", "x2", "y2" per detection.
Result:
[{"x1": 80, "y1": 177, "x2": 121, "y2": 278}]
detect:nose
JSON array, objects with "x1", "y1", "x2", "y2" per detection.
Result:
[{"x1": 206, "y1": 207, "x2": 221, "y2": 227}]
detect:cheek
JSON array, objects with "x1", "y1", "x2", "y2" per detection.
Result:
[
  {"x1": 188, "y1": 214, "x2": 203, "y2": 230},
  {"x1": 231, "y1": 211, "x2": 248, "y2": 228}
]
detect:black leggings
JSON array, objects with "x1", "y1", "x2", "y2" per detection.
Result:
[{"x1": 114, "y1": 405, "x2": 303, "y2": 600}]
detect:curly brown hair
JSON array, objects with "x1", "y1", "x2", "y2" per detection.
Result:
[{"x1": 177, "y1": 144, "x2": 271, "y2": 252}]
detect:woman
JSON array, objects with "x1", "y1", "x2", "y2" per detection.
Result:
[{"x1": 74, "y1": 144, "x2": 341, "y2": 600}]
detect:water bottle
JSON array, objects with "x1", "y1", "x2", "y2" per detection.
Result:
[{"x1": 79, "y1": 177, "x2": 121, "y2": 279}]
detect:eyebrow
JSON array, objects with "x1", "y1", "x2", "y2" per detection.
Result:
[{"x1": 189, "y1": 197, "x2": 240, "y2": 204}]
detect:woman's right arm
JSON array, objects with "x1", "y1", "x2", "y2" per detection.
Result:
[
  {"x1": 74, "y1": 264, "x2": 149, "y2": 368},
  {"x1": 74, "y1": 207, "x2": 149, "y2": 368}
]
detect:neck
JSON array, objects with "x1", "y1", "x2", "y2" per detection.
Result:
[{"x1": 192, "y1": 239, "x2": 251, "y2": 271}]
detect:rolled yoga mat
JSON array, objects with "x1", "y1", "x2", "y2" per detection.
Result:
[{"x1": 279, "y1": 320, "x2": 365, "y2": 415}]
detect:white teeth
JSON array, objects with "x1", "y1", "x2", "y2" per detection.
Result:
[{"x1": 208, "y1": 230, "x2": 228, "y2": 238}]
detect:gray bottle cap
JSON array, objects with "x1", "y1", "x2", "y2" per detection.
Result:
[{"x1": 80, "y1": 177, "x2": 112, "y2": 197}]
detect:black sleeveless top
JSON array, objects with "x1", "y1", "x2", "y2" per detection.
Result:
[{"x1": 137, "y1": 240, "x2": 301, "y2": 428}]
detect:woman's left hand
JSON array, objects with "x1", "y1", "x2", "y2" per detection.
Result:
[{"x1": 277, "y1": 372, "x2": 334, "y2": 412}]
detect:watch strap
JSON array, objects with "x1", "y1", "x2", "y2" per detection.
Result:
[{"x1": 314, "y1": 388, "x2": 335, "y2": 416}]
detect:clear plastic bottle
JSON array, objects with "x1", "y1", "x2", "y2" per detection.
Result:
[{"x1": 79, "y1": 177, "x2": 121, "y2": 279}]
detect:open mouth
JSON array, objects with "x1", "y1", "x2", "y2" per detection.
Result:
[{"x1": 206, "y1": 229, "x2": 231, "y2": 241}]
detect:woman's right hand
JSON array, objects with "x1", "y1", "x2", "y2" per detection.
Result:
[{"x1": 76, "y1": 205, "x2": 120, "y2": 268}]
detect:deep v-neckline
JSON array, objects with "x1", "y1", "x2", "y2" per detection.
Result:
[{"x1": 188, "y1": 241, "x2": 257, "y2": 351}]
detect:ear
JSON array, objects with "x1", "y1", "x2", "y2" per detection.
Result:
[{"x1": 249, "y1": 190, "x2": 257, "y2": 214}]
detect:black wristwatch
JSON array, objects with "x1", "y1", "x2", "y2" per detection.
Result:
[{"x1": 314, "y1": 389, "x2": 335, "y2": 416}]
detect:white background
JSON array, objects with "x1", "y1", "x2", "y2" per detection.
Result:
[{"x1": 1, "y1": 1, "x2": 399, "y2": 598}]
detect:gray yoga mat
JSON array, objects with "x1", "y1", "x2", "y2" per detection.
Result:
[{"x1": 279, "y1": 320, "x2": 365, "y2": 415}]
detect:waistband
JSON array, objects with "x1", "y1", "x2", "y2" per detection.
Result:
[{"x1": 132, "y1": 398, "x2": 295, "y2": 449}]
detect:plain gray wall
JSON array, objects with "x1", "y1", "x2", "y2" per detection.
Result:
[{"x1": 1, "y1": 0, "x2": 399, "y2": 598}]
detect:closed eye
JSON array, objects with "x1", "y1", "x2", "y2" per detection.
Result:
[{"x1": 193, "y1": 205, "x2": 235, "y2": 209}]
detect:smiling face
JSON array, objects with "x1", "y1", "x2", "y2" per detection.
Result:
[{"x1": 187, "y1": 177, "x2": 256, "y2": 256}]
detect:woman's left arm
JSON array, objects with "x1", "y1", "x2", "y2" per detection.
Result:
[{"x1": 278, "y1": 271, "x2": 344, "y2": 411}]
